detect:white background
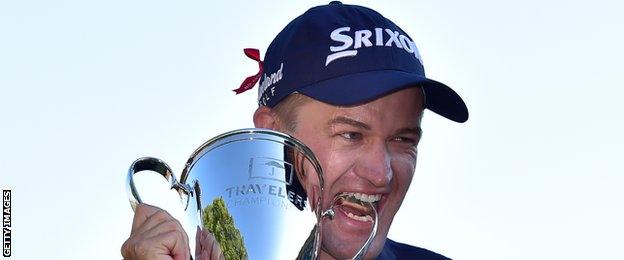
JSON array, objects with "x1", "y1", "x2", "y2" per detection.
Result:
[{"x1": 1, "y1": 0, "x2": 623, "y2": 259}]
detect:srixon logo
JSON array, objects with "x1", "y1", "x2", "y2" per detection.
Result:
[{"x1": 326, "y1": 27, "x2": 422, "y2": 66}]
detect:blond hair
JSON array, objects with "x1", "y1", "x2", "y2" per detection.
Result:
[{"x1": 271, "y1": 93, "x2": 313, "y2": 132}]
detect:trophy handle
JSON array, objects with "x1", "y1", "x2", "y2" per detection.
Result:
[
  {"x1": 321, "y1": 198, "x2": 378, "y2": 260},
  {"x1": 126, "y1": 157, "x2": 193, "y2": 211},
  {"x1": 352, "y1": 202, "x2": 377, "y2": 260}
]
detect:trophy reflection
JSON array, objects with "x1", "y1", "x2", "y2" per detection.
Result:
[{"x1": 126, "y1": 128, "x2": 376, "y2": 259}]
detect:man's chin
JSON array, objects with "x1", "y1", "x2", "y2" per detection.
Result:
[
  {"x1": 320, "y1": 245, "x2": 359, "y2": 260},
  {"x1": 320, "y1": 234, "x2": 363, "y2": 259},
  {"x1": 320, "y1": 233, "x2": 385, "y2": 260},
  {"x1": 320, "y1": 245, "x2": 383, "y2": 260}
]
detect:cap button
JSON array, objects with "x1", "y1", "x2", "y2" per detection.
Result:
[{"x1": 329, "y1": 1, "x2": 342, "y2": 5}]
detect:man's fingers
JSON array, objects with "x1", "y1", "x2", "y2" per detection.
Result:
[
  {"x1": 202, "y1": 230, "x2": 209, "y2": 246},
  {"x1": 194, "y1": 229, "x2": 225, "y2": 260},
  {"x1": 207, "y1": 232, "x2": 224, "y2": 260},
  {"x1": 149, "y1": 229, "x2": 190, "y2": 260},
  {"x1": 124, "y1": 204, "x2": 191, "y2": 260},
  {"x1": 195, "y1": 226, "x2": 204, "y2": 258},
  {"x1": 141, "y1": 217, "x2": 185, "y2": 239},
  {"x1": 121, "y1": 228, "x2": 189, "y2": 260},
  {"x1": 131, "y1": 204, "x2": 163, "y2": 234},
  {"x1": 134, "y1": 210, "x2": 189, "y2": 248},
  {"x1": 202, "y1": 232, "x2": 225, "y2": 260},
  {"x1": 200, "y1": 230, "x2": 213, "y2": 259}
]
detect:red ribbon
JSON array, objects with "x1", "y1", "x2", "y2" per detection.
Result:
[{"x1": 233, "y1": 48, "x2": 263, "y2": 94}]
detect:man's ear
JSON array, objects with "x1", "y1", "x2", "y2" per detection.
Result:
[{"x1": 253, "y1": 106, "x2": 279, "y2": 130}]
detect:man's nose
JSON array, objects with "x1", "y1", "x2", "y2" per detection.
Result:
[{"x1": 354, "y1": 141, "x2": 392, "y2": 187}]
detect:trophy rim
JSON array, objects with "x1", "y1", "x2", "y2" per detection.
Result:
[{"x1": 179, "y1": 128, "x2": 324, "y2": 190}]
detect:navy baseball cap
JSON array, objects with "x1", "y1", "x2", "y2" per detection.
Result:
[{"x1": 238, "y1": 1, "x2": 468, "y2": 123}]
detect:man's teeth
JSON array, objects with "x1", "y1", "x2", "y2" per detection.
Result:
[
  {"x1": 346, "y1": 212, "x2": 374, "y2": 222},
  {"x1": 344, "y1": 192, "x2": 381, "y2": 203}
]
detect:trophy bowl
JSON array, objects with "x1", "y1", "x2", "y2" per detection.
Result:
[{"x1": 126, "y1": 128, "x2": 377, "y2": 260}]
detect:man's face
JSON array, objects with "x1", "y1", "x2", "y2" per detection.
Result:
[{"x1": 285, "y1": 88, "x2": 424, "y2": 259}]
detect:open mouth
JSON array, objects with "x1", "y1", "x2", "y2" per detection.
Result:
[{"x1": 334, "y1": 192, "x2": 381, "y2": 223}]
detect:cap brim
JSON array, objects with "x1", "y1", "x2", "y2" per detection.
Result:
[{"x1": 297, "y1": 70, "x2": 469, "y2": 123}]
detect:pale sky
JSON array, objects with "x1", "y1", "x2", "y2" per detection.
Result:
[{"x1": 1, "y1": 0, "x2": 623, "y2": 259}]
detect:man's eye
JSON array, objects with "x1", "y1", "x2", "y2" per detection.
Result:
[
  {"x1": 339, "y1": 132, "x2": 362, "y2": 140},
  {"x1": 392, "y1": 136, "x2": 418, "y2": 144}
]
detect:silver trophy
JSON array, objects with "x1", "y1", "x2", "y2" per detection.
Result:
[{"x1": 126, "y1": 128, "x2": 377, "y2": 259}]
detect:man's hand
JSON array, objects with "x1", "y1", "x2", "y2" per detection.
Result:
[
  {"x1": 195, "y1": 226, "x2": 225, "y2": 260},
  {"x1": 121, "y1": 204, "x2": 190, "y2": 260}
]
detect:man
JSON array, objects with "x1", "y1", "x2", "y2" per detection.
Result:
[{"x1": 122, "y1": 2, "x2": 468, "y2": 259}]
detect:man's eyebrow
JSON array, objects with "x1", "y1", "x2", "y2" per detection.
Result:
[
  {"x1": 327, "y1": 116, "x2": 371, "y2": 130},
  {"x1": 396, "y1": 127, "x2": 423, "y2": 138},
  {"x1": 328, "y1": 116, "x2": 422, "y2": 136}
]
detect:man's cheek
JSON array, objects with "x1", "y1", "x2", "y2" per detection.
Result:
[
  {"x1": 392, "y1": 160, "x2": 416, "y2": 181},
  {"x1": 393, "y1": 153, "x2": 417, "y2": 169}
]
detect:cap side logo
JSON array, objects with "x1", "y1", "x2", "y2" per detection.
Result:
[
  {"x1": 258, "y1": 63, "x2": 284, "y2": 105},
  {"x1": 325, "y1": 27, "x2": 422, "y2": 66}
]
